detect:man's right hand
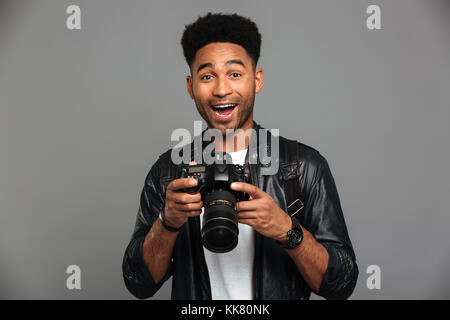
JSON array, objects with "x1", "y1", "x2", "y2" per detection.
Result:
[{"x1": 162, "y1": 178, "x2": 203, "y2": 229}]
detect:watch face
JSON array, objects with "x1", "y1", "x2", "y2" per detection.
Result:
[
  {"x1": 286, "y1": 220, "x2": 303, "y2": 249},
  {"x1": 279, "y1": 216, "x2": 303, "y2": 249},
  {"x1": 288, "y1": 230, "x2": 299, "y2": 242}
]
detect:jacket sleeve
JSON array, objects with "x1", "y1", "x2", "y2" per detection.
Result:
[
  {"x1": 301, "y1": 151, "x2": 359, "y2": 300},
  {"x1": 122, "y1": 158, "x2": 172, "y2": 299}
]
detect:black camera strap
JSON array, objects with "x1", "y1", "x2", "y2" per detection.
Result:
[{"x1": 279, "y1": 136, "x2": 304, "y2": 218}]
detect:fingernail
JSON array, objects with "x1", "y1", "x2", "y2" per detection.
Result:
[{"x1": 190, "y1": 179, "x2": 197, "y2": 186}]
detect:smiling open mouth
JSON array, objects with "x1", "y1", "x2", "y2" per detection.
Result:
[{"x1": 210, "y1": 103, "x2": 238, "y2": 120}]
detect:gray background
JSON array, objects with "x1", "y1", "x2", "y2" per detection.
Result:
[{"x1": 0, "y1": 0, "x2": 449, "y2": 299}]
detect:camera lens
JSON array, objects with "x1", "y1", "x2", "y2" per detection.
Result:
[{"x1": 202, "y1": 189, "x2": 239, "y2": 253}]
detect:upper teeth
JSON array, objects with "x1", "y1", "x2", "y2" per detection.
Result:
[{"x1": 213, "y1": 104, "x2": 236, "y2": 109}]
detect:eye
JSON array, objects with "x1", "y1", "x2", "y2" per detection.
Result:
[
  {"x1": 201, "y1": 74, "x2": 213, "y2": 80},
  {"x1": 230, "y1": 72, "x2": 241, "y2": 78}
]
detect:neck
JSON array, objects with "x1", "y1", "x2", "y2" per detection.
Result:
[{"x1": 210, "y1": 119, "x2": 253, "y2": 154}]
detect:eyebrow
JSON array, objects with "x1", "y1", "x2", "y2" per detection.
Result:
[{"x1": 196, "y1": 59, "x2": 246, "y2": 73}]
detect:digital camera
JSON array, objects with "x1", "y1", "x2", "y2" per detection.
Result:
[{"x1": 181, "y1": 154, "x2": 249, "y2": 253}]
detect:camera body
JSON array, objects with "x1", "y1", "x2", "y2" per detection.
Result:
[
  {"x1": 182, "y1": 163, "x2": 248, "y2": 196},
  {"x1": 181, "y1": 160, "x2": 250, "y2": 253}
]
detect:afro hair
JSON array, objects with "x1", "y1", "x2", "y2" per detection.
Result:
[{"x1": 181, "y1": 12, "x2": 262, "y2": 71}]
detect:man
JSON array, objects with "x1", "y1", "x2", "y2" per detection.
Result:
[{"x1": 123, "y1": 12, "x2": 358, "y2": 300}]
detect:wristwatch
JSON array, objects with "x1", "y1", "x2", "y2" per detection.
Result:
[{"x1": 278, "y1": 215, "x2": 303, "y2": 249}]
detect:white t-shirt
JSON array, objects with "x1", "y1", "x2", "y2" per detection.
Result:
[{"x1": 200, "y1": 148, "x2": 254, "y2": 300}]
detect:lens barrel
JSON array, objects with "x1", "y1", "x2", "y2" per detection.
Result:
[{"x1": 202, "y1": 189, "x2": 239, "y2": 253}]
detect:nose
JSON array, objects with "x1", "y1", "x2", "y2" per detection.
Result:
[{"x1": 212, "y1": 75, "x2": 232, "y2": 98}]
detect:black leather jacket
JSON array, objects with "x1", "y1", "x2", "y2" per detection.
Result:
[{"x1": 123, "y1": 122, "x2": 358, "y2": 300}]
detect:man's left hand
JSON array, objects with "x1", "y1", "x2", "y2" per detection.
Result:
[{"x1": 230, "y1": 182, "x2": 292, "y2": 243}]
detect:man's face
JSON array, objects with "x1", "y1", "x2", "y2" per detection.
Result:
[{"x1": 186, "y1": 42, "x2": 263, "y2": 135}]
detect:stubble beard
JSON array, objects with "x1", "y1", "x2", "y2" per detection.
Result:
[{"x1": 193, "y1": 92, "x2": 255, "y2": 136}]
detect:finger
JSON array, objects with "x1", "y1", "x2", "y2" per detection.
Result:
[
  {"x1": 174, "y1": 201, "x2": 203, "y2": 212},
  {"x1": 231, "y1": 182, "x2": 265, "y2": 199},
  {"x1": 185, "y1": 209, "x2": 202, "y2": 217},
  {"x1": 168, "y1": 178, "x2": 198, "y2": 192},
  {"x1": 236, "y1": 200, "x2": 260, "y2": 212},
  {"x1": 171, "y1": 191, "x2": 201, "y2": 204},
  {"x1": 237, "y1": 211, "x2": 257, "y2": 220},
  {"x1": 189, "y1": 161, "x2": 197, "y2": 166}
]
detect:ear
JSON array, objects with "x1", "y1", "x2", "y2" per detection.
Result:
[
  {"x1": 186, "y1": 75, "x2": 194, "y2": 99},
  {"x1": 254, "y1": 68, "x2": 264, "y2": 94}
]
